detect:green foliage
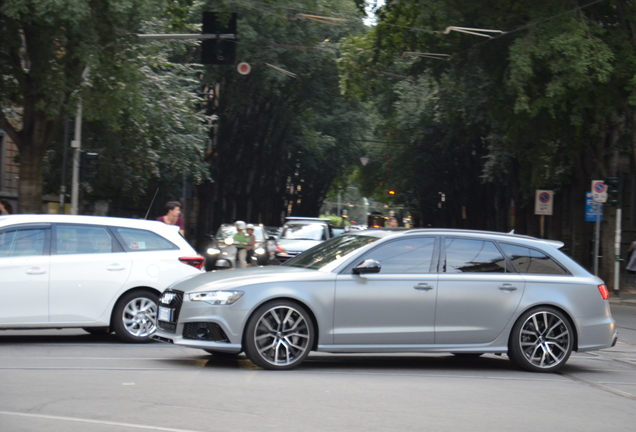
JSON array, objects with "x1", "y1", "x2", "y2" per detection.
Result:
[
  {"x1": 195, "y1": 0, "x2": 371, "y2": 229},
  {"x1": 339, "y1": 0, "x2": 636, "y2": 235}
]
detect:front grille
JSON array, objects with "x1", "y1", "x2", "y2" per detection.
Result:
[
  {"x1": 157, "y1": 290, "x2": 184, "y2": 334},
  {"x1": 183, "y1": 322, "x2": 230, "y2": 342},
  {"x1": 158, "y1": 290, "x2": 184, "y2": 321}
]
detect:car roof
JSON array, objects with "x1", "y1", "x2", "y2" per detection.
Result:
[
  {"x1": 372, "y1": 228, "x2": 564, "y2": 249},
  {"x1": 285, "y1": 217, "x2": 330, "y2": 222},
  {"x1": 0, "y1": 214, "x2": 175, "y2": 232}
]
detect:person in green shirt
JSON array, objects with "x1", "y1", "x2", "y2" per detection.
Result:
[{"x1": 233, "y1": 220, "x2": 250, "y2": 268}]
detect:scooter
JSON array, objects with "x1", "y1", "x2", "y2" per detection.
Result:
[{"x1": 207, "y1": 237, "x2": 238, "y2": 269}]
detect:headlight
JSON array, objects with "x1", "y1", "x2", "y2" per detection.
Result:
[
  {"x1": 189, "y1": 291, "x2": 244, "y2": 305},
  {"x1": 224, "y1": 237, "x2": 234, "y2": 245},
  {"x1": 254, "y1": 247, "x2": 265, "y2": 255},
  {"x1": 207, "y1": 248, "x2": 221, "y2": 255}
]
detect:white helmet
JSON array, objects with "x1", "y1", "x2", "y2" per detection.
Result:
[
  {"x1": 235, "y1": 220, "x2": 246, "y2": 230},
  {"x1": 246, "y1": 224, "x2": 254, "y2": 230}
]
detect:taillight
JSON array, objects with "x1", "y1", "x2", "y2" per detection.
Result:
[
  {"x1": 597, "y1": 284, "x2": 610, "y2": 300},
  {"x1": 276, "y1": 244, "x2": 286, "y2": 253},
  {"x1": 179, "y1": 256, "x2": 205, "y2": 270}
]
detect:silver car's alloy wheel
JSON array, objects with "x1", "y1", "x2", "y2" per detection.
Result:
[
  {"x1": 510, "y1": 307, "x2": 573, "y2": 372},
  {"x1": 112, "y1": 290, "x2": 158, "y2": 343},
  {"x1": 245, "y1": 301, "x2": 313, "y2": 370}
]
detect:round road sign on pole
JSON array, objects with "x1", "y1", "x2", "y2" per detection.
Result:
[
  {"x1": 237, "y1": 62, "x2": 251, "y2": 75},
  {"x1": 591, "y1": 180, "x2": 607, "y2": 203},
  {"x1": 534, "y1": 190, "x2": 554, "y2": 215}
]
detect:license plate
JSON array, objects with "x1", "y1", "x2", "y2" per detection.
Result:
[{"x1": 158, "y1": 306, "x2": 172, "y2": 322}]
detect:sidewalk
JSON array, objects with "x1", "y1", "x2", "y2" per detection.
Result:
[{"x1": 608, "y1": 285, "x2": 636, "y2": 307}]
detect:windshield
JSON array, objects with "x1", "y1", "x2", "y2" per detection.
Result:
[
  {"x1": 280, "y1": 223, "x2": 327, "y2": 241},
  {"x1": 284, "y1": 234, "x2": 379, "y2": 270}
]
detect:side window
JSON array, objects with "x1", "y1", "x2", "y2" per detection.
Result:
[
  {"x1": 0, "y1": 228, "x2": 48, "y2": 257},
  {"x1": 500, "y1": 243, "x2": 568, "y2": 275},
  {"x1": 111, "y1": 227, "x2": 178, "y2": 252},
  {"x1": 56, "y1": 225, "x2": 116, "y2": 255},
  {"x1": 358, "y1": 237, "x2": 436, "y2": 274},
  {"x1": 444, "y1": 238, "x2": 506, "y2": 273}
]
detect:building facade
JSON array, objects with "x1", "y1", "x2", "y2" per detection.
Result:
[{"x1": 0, "y1": 129, "x2": 19, "y2": 212}]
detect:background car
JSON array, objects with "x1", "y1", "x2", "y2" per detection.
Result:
[
  {"x1": 153, "y1": 228, "x2": 617, "y2": 372},
  {"x1": 0, "y1": 214, "x2": 204, "y2": 343},
  {"x1": 274, "y1": 217, "x2": 335, "y2": 263},
  {"x1": 204, "y1": 223, "x2": 276, "y2": 271}
]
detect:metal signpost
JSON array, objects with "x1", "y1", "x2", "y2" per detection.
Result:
[
  {"x1": 589, "y1": 181, "x2": 606, "y2": 276},
  {"x1": 534, "y1": 190, "x2": 553, "y2": 238}
]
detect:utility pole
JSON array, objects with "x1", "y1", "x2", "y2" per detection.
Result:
[
  {"x1": 605, "y1": 176, "x2": 623, "y2": 297},
  {"x1": 70, "y1": 67, "x2": 89, "y2": 215}
]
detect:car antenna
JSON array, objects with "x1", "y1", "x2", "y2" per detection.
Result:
[{"x1": 144, "y1": 188, "x2": 159, "y2": 220}]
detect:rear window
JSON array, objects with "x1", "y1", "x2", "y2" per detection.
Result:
[
  {"x1": 111, "y1": 227, "x2": 178, "y2": 252},
  {"x1": 499, "y1": 243, "x2": 568, "y2": 275}
]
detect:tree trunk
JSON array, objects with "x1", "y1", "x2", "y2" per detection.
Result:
[{"x1": 16, "y1": 143, "x2": 46, "y2": 214}]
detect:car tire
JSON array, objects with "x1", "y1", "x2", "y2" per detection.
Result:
[
  {"x1": 508, "y1": 306, "x2": 574, "y2": 373},
  {"x1": 244, "y1": 300, "x2": 314, "y2": 370},
  {"x1": 112, "y1": 289, "x2": 158, "y2": 343}
]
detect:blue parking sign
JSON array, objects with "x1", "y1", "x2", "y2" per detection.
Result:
[{"x1": 585, "y1": 192, "x2": 603, "y2": 222}]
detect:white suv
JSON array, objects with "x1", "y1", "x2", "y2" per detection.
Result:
[{"x1": 0, "y1": 214, "x2": 204, "y2": 342}]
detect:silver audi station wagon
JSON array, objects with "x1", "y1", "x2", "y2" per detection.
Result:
[{"x1": 153, "y1": 229, "x2": 617, "y2": 372}]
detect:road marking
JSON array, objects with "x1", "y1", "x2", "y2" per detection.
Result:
[{"x1": 0, "y1": 410, "x2": 206, "y2": 432}]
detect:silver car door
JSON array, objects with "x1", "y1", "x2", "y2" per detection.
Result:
[
  {"x1": 333, "y1": 236, "x2": 438, "y2": 345},
  {"x1": 435, "y1": 237, "x2": 525, "y2": 344}
]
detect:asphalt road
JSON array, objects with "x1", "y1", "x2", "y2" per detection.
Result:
[{"x1": 1, "y1": 305, "x2": 635, "y2": 432}]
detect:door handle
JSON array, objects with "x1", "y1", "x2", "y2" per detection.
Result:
[
  {"x1": 498, "y1": 284, "x2": 517, "y2": 292},
  {"x1": 26, "y1": 267, "x2": 46, "y2": 275},
  {"x1": 106, "y1": 264, "x2": 126, "y2": 271},
  {"x1": 414, "y1": 283, "x2": 434, "y2": 291}
]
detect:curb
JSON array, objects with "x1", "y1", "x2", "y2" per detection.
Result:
[{"x1": 609, "y1": 298, "x2": 636, "y2": 307}]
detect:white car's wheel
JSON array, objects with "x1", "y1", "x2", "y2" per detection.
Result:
[
  {"x1": 244, "y1": 300, "x2": 314, "y2": 370},
  {"x1": 508, "y1": 307, "x2": 573, "y2": 373},
  {"x1": 112, "y1": 290, "x2": 158, "y2": 343}
]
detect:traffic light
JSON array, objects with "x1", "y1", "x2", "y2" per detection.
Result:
[
  {"x1": 201, "y1": 12, "x2": 237, "y2": 65},
  {"x1": 81, "y1": 152, "x2": 99, "y2": 181},
  {"x1": 388, "y1": 190, "x2": 396, "y2": 195},
  {"x1": 605, "y1": 177, "x2": 622, "y2": 207}
]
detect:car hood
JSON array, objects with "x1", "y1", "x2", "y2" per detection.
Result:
[
  {"x1": 170, "y1": 266, "x2": 322, "y2": 294},
  {"x1": 276, "y1": 239, "x2": 322, "y2": 252}
]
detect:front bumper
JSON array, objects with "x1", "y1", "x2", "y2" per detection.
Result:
[{"x1": 153, "y1": 289, "x2": 243, "y2": 353}]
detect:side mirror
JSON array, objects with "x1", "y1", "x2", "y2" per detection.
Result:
[{"x1": 353, "y1": 259, "x2": 381, "y2": 275}]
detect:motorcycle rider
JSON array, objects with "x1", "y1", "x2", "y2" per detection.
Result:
[
  {"x1": 233, "y1": 221, "x2": 250, "y2": 268},
  {"x1": 245, "y1": 224, "x2": 257, "y2": 266}
]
